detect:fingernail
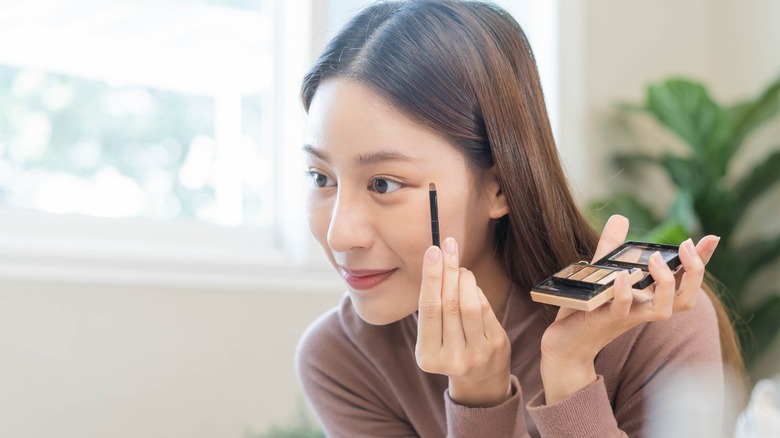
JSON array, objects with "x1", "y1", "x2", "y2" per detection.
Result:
[
  {"x1": 683, "y1": 239, "x2": 695, "y2": 255},
  {"x1": 444, "y1": 238, "x2": 457, "y2": 255},
  {"x1": 621, "y1": 271, "x2": 631, "y2": 287},
  {"x1": 459, "y1": 267, "x2": 468, "y2": 273},
  {"x1": 427, "y1": 246, "x2": 441, "y2": 262},
  {"x1": 651, "y1": 251, "x2": 663, "y2": 264}
]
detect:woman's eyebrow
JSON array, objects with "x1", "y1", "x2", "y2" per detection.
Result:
[
  {"x1": 355, "y1": 151, "x2": 415, "y2": 166},
  {"x1": 302, "y1": 144, "x2": 328, "y2": 162},
  {"x1": 302, "y1": 145, "x2": 416, "y2": 167}
]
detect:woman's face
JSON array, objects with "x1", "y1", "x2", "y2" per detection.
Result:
[{"x1": 305, "y1": 79, "x2": 501, "y2": 325}]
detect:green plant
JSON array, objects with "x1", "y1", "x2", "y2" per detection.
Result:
[
  {"x1": 244, "y1": 402, "x2": 325, "y2": 438},
  {"x1": 588, "y1": 75, "x2": 780, "y2": 367}
]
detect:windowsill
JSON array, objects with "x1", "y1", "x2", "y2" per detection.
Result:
[{"x1": 0, "y1": 209, "x2": 344, "y2": 294}]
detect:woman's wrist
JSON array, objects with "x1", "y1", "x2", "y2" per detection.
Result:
[
  {"x1": 448, "y1": 372, "x2": 512, "y2": 408},
  {"x1": 540, "y1": 354, "x2": 597, "y2": 405}
]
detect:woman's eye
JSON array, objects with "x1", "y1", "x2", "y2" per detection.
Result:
[
  {"x1": 370, "y1": 177, "x2": 402, "y2": 194},
  {"x1": 307, "y1": 171, "x2": 335, "y2": 188}
]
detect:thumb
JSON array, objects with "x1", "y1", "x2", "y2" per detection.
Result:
[{"x1": 592, "y1": 215, "x2": 630, "y2": 262}]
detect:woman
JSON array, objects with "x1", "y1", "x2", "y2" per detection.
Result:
[{"x1": 296, "y1": 1, "x2": 740, "y2": 436}]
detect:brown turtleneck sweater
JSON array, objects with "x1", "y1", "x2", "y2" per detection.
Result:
[{"x1": 296, "y1": 288, "x2": 722, "y2": 437}]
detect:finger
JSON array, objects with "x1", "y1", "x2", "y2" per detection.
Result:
[
  {"x1": 609, "y1": 271, "x2": 634, "y2": 319},
  {"x1": 632, "y1": 286, "x2": 655, "y2": 304},
  {"x1": 674, "y1": 238, "x2": 704, "y2": 311},
  {"x1": 458, "y1": 268, "x2": 486, "y2": 348},
  {"x1": 592, "y1": 215, "x2": 630, "y2": 263},
  {"x1": 476, "y1": 286, "x2": 504, "y2": 341},
  {"x1": 417, "y1": 245, "x2": 444, "y2": 352},
  {"x1": 695, "y1": 235, "x2": 720, "y2": 265},
  {"x1": 441, "y1": 237, "x2": 466, "y2": 346},
  {"x1": 554, "y1": 306, "x2": 578, "y2": 322},
  {"x1": 647, "y1": 252, "x2": 675, "y2": 320}
]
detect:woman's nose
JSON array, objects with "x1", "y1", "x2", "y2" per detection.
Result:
[{"x1": 326, "y1": 193, "x2": 373, "y2": 253}]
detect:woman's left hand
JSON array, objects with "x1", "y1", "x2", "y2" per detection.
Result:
[{"x1": 539, "y1": 214, "x2": 720, "y2": 404}]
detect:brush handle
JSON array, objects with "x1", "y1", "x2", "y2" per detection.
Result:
[{"x1": 429, "y1": 189, "x2": 440, "y2": 247}]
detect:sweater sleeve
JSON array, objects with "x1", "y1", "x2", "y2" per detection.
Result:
[
  {"x1": 444, "y1": 374, "x2": 531, "y2": 438},
  {"x1": 527, "y1": 376, "x2": 625, "y2": 437},
  {"x1": 526, "y1": 288, "x2": 724, "y2": 437}
]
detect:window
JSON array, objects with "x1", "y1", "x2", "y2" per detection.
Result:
[
  {"x1": 0, "y1": 0, "x2": 273, "y2": 227},
  {"x1": 0, "y1": 0, "x2": 334, "y2": 289}
]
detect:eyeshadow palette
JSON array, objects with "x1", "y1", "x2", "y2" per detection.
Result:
[{"x1": 530, "y1": 241, "x2": 682, "y2": 311}]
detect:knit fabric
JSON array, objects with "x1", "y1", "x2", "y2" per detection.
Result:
[{"x1": 296, "y1": 288, "x2": 722, "y2": 437}]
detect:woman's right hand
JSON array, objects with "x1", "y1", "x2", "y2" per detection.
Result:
[{"x1": 415, "y1": 237, "x2": 512, "y2": 407}]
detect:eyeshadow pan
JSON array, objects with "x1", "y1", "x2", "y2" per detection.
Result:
[
  {"x1": 569, "y1": 266, "x2": 598, "y2": 281},
  {"x1": 595, "y1": 270, "x2": 620, "y2": 285},
  {"x1": 582, "y1": 268, "x2": 613, "y2": 283},
  {"x1": 658, "y1": 249, "x2": 678, "y2": 263},
  {"x1": 609, "y1": 246, "x2": 646, "y2": 263},
  {"x1": 609, "y1": 245, "x2": 680, "y2": 265},
  {"x1": 553, "y1": 264, "x2": 584, "y2": 279}
]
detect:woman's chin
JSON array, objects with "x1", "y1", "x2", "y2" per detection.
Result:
[{"x1": 350, "y1": 296, "x2": 415, "y2": 326}]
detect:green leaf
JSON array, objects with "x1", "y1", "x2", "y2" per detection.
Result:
[
  {"x1": 586, "y1": 194, "x2": 659, "y2": 238},
  {"x1": 725, "y1": 76, "x2": 780, "y2": 161},
  {"x1": 732, "y1": 148, "x2": 780, "y2": 223},
  {"x1": 613, "y1": 152, "x2": 660, "y2": 170},
  {"x1": 742, "y1": 233, "x2": 780, "y2": 277},
  {"x1": 640, "y1": 219, "x2": 689, "y2": 244},
  {"x1": 706, "y1": 245, "x2": 748, "y2": 299},
  {"x1": 646, "y1": 79, "x2": 727, "y2": 164},
  {"x1": 666, "y1": 190, "x2": 700, "y2": 236},
  {"x1": 247, "y1": 402, "x2": 325, "y2": 438},
  {"x1": 658, "y1": 153, "x2": 711, "y2": 195},
  {"x1": 694, "y1": 184, "x2": 736, "y2": 238},
  {"x1": 743, "y1": 294, "x2": 780, "y2": 365}
]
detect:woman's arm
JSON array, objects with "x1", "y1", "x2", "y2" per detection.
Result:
[{"x1": 527, "y1": 287, "x2": 723, "y2": 436}]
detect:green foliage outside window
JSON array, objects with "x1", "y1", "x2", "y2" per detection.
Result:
[{"x1": 0, "y1": 65, "x2": 267, "y2": 224}]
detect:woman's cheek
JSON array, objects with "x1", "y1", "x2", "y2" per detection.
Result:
[
  {"x1": 306, "y1": 193, "x2": 332, "y2": 246},
  {"x1": 399, "y1": 206, "x2": 439, "y2": 272}
]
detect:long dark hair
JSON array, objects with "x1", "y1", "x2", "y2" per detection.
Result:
[{"x1": 300, "y1": 0, "x2": 742, "y2": 375}]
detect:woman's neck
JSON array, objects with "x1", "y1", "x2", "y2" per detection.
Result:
[{"x1": 469, "y1": 253, "x2": 512, "y2": 322}]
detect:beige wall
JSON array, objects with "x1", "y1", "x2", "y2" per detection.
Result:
[{"x1": 0, "y1": 280, "x2": 342, "y2": 437}]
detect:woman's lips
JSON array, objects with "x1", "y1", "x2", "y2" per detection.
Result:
[{"x1": 339, "y1": 268, "x2": 396, "y2": 290}]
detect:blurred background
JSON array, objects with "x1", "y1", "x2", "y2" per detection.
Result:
[{"x1": 0, "y1": 0, "x2": 777, "y2": 436}]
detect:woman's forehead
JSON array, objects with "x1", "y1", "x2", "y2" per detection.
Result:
[{"x1": 305, "y1": 80, "x2": 462, "y2": 165}]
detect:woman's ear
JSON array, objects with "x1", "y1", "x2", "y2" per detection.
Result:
[{"x1": 482, "y1": 166, "x2": 509, "y2": 219}]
